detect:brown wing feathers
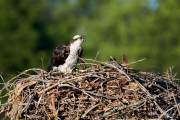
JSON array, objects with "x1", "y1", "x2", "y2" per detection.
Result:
[{"x1": 48, "y1": 45, "x2": 70, "y2": 71}]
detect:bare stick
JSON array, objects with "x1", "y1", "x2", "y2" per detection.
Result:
[
  {"x1": 81, "y1": 103, "x2": 101, "y2": 118},
  {"x1": 158, "y1": 103, "x2": 180, "y2": 119}
]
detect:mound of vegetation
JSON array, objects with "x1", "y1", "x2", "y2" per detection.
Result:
[{"x1": 0, "y1": 59, "x2": 179, "y2": 119}]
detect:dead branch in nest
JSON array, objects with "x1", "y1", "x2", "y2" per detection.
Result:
[{"x1": 0, "y1": 58, "x2": 179, "y2": 120}]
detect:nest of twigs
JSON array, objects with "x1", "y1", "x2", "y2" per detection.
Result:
[{"x1": 0, "y1": 59, "x2": 180, "y2": 119}]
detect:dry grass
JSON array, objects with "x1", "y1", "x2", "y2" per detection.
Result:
[{"x1": 0, "y1": 58, "x2": 180, "y2": 120}]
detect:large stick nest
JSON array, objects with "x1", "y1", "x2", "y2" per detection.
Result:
[{"x1": 0, "y1": 59, "x2": 180, "y2": 119}]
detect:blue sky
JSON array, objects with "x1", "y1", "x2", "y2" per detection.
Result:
[{"x1": 148, "y1": 0, "x2": 159, "y2": 10}]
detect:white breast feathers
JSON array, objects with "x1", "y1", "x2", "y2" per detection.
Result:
[{"x1": 54, "y1": 37, "x2": 84, "y2": 73}]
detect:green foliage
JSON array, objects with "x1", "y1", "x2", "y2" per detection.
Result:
[
  {"x1": 0, "y1": 0, "x2": 49, "y2": 74},
  {"x1": 0, "y1": 0, "x2": 179, "y2": 78}
]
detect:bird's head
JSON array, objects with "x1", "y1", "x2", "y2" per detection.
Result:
[
  {"x1": 70, "y1": 35, "x2": 85, "y2": 53},
  {"x1": 72, "y1": 35, "x2": 84, "y2": 42}
]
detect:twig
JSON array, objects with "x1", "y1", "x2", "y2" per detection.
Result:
[
  {"x1": 158, "y1": 103, "x2": 180, "y2": 119},
  {"x1": 172, "y1": 93, "x2": 180, "y2": 116},
  {"x1": 103, "y1": 99, "x2": 146, "y2": 117},
  {"x1": 134, "y1": 79, "x2": 166, "y2": 116},
  {"x1": 81, "y1": 103, "x2": 101, "y2": 118},
  {"x1": 127, "y1": 58, "x2": 146, "y2": 66},
  {"x1": 83, "y1": 58, "x2": 131, "y2": 81}
]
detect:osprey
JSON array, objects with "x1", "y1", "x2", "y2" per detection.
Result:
[{"x1": 48, "y1": 35, "x2": 84, "y2": 73}]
